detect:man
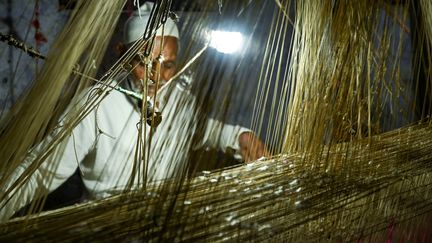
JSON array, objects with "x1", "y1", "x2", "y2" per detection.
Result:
[{"x1": 0, "y1": 2, "x2": 267, "y2": 221}]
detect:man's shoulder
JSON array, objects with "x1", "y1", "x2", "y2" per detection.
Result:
[{"x1": 73, "y1": 80, "x2": 133, "y2": 114}]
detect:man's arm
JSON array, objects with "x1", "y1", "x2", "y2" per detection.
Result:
[
  {"x1": 0, "y1": 101, "x2": 97, "y2": 222},
  {"x1": 201, "y1": 119, "x2": 269, "y2": 162}
]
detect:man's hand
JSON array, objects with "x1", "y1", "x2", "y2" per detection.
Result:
[{"x1": 238, "y1": 132, "x2": 270, "y2": 162}]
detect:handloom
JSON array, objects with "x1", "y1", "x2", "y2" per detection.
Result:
[{"x1": 0, "y1": 0, "x2": 431, "y2": 241}]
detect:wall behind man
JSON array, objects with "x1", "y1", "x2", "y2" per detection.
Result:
[{"x1": 0, "y1": 0, "x2": 69, "y2": 116}]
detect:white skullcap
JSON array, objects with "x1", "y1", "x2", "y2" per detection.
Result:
[{"x1": 124, "y1": 2, "x2": 179, "y2": 44}]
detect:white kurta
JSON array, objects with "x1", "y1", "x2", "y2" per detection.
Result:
[{"x1": 1, "y1": 77, "x2": 249, "y2": 221}]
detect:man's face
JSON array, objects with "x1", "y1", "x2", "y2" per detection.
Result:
[{"x1": 130, "y1": 36, "x2": 178, "y2": 97}]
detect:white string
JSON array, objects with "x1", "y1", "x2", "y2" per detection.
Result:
[{"x1": 134, "y1": 0, "x2": 141, "y2": 17}]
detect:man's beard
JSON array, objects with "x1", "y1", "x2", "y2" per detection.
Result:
[{"x1": 146, "y1": 79, "x2": 167, "y2": 97}]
